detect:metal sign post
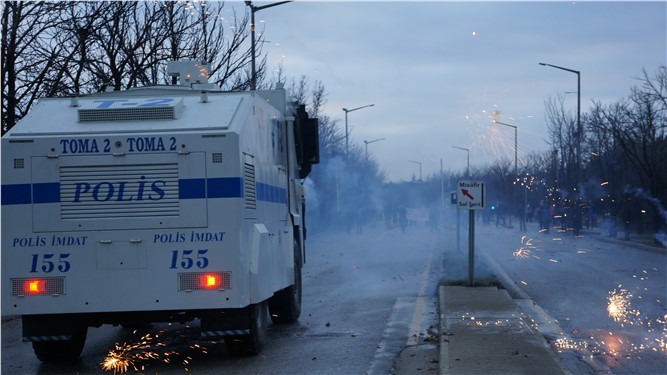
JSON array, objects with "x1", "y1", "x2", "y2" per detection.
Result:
[
  {"x1": 457, "y1": 180, "x2": 485, "y2": 286},
  {"x1": 468, "y1": 210, "x2": 475, "y2": 286}
]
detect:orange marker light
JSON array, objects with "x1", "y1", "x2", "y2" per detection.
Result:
[
  {"x1": 206, "y1": 275, "x2": 217, "y2": 287},
  {"x1": 25, "y1": 279, "x2": 44, "y2": 294},
  {"x1": 200, "y1": 274, "x2": 220, "y2": 289}
]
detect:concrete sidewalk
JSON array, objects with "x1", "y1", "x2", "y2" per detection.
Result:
[{"x1": 439, "y1": 286, "x2": 570, "y2": 375}]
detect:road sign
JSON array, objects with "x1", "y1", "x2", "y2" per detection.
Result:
[{"x1": 457, "y1": 180, "x2": 485, "y2": 210}]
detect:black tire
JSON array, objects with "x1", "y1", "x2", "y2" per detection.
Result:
[
  {"x1": 224, "y1": 301, "x2": 268, "y2": 356},
  {"x1": 32, "y1": 326, "x2": 87, "y2": 362},
  {"x1": 268, "y1": 238, "x2": 302, "y2": 324}
]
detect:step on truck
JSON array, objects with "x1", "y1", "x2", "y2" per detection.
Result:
[{"x1": 1, "y1": 61, "x2": 319, "y2": 361}]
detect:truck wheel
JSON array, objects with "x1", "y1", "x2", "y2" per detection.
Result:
[
  {"x1": 224, "y1": 301, "x2": 268, "y2": 356},
  {"x1": 32, "y1": 326, "x2": 88, "y2": 362},
  {"x1": 268, "y1": 238, "x2": 302, "y2": 324}
]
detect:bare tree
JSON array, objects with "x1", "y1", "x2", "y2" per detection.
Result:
[
  {"x1": 544, "y1": 93, "x2": 578, "y2": 189},
  {"x1": 2, "y1": 1, "x2": 268, "y2": 135},
  {"x1": 1, "y1": 1, "x2": 68, "y2": 133},
  {"x1": 586, "y1": 104, "x2": 626, "y2": 201},
  {"x1": 482, "y1": 157, "x2": 514, "y2": 207},
  {"x1": 639, "y1": 66, "x2": 667, "y2": 118},
  {"x1": 587, "y1": 66, "x2": 667, "y2": 233},
  {"x1": 522, "y1": 150, "x2": 552, "y2": 179}
]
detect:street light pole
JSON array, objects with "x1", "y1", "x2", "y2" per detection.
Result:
[
  {"x1": 452, "y1": 146, "x2": 470, "y2": 178},
  {"x1": 408, "y1": 160, "x2": 422, "y2": 181},
  {"x1": 364, "y1": 137, "x2": 385, "y2": 161},
  {"x1": 343, "y1": 104, "x2": 375, "y2": 156},
  {"x1": 492, "y1": 120, "x2": 517, "y2": 177},
  {"x1": 539, "y1": 62, "x2": 581, "y2": 185},
  {"x1": 492, "y1": 120, "x2": 518, "y2": 228},
  {"x1": 245, "y1": 1, "x2": 291, "y2": 91}
]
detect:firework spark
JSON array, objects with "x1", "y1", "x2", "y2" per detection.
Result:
[
  {"x1": 554, "y1": 337, "x2": 589, "y2": 352},
  {"x1": 608, "y1": 288, "x2": 631, "y2": 323},
  {"x1": 513, "y1": 247, "x2": 532, "y2": 259},
  {"x1": 553, "y1": 273, "x2": 665, "y2": 366},
  {"x1": 514, "y1": 236, "x2": 539, "y2": 260},
  {"x1": 101, "y1": 333, "x2": 162, "y2": 374},
  {"x1": 100, "y1": 326, "x2": 212, "y2": 373},
  {"x1": 607, "y1": 287, "x2": 641, "y2": 325}
]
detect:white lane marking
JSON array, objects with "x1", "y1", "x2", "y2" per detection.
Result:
[{"x1": 406, "y1": 245, "x2": 434, "y2": 346}]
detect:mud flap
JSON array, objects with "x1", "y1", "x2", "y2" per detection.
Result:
[
  {"x1": 200, "y1": 308, "x2": 251, "y2": 338},
  {"x1": 22, "y1": 314, "x2": 82, "y2": 341}
]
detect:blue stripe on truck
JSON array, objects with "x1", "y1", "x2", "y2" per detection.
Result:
[
  {"x1": 1, "y1": 182, "x2": 61, "y2": 205},
  {"x1": 33, "y1": 183, "x2": 61, "y2": 203},
  {"x1": 1, "y1": 183, "x2": 33, "y2": 205},
  {"x1": 178, "y1": 178, "x2": 207, "y2": 199},
  {"x1": 178, "y1": 177, "x2": 243, "y2": 199},
  {"x1": 1, "y1": 178, "x2": 282, "y2": 205},
  {"x1": 207, "y1": 177, "x2": 244, "y2": 199},
  {"x1": 257, "y1": 182, "x2": 287, "y2": 204}
]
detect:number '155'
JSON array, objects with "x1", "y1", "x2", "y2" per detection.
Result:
[
  {"x1": 30, "y1": 253, "x2": 71, "y2": 273},
  {"x1": 170, "y1": 249, "x2": 209, "y2": 269}
]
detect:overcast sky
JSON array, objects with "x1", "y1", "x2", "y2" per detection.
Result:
[{"x1": 228, "y1": 0, "x2": 666, "y2": 182}]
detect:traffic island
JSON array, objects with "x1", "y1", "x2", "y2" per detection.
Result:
[{"x1": 438, "y1": 286, "x2": 570, "y2": 375}]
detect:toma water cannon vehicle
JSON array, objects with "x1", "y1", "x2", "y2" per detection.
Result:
[{"x1": 1, "y1": 61, "x2": 319, "y2": 361}]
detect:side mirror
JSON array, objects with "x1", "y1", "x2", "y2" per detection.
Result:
[{"x1": 294, "y1": 104, "x2": 319, "y2": 179}]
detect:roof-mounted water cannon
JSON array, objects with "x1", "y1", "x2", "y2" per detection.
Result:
[{"x1": 167, "y1": 60, "x2": 212, "y2": 87}]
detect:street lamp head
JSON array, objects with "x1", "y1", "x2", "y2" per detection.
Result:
[
  {"x1": 344, "y1": 104, "x2": 375, "y2": 113},
  {"x1": 492, "y1": 119, "x2": 517, "y2": 129},
  {"x1": 538, "y1": 62, "x2": 580, "y2": 74},
  {"x1": 364, "y1": 137, "x2": 385, "y2": 145}
]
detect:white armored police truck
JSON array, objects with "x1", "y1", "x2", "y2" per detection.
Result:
[{"x1": 1, "y1": 61, "x2": 319, "y2": 361}]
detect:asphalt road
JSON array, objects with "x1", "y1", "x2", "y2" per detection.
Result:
[
  {"x1": 472, "y1": 220, "x2": 667, "y2": 375},
  {"x1": 2, "y1": 223, "x2": 442, "y2": 375}
]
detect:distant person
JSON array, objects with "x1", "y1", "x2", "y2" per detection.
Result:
[
  {"x1": 355, "y1": 207, "x2": 364, "y2": 234},
  {"x1": 495, "y1": 202, "x2": 506, "y2": 228},
  {"x1": 621, "y1": 193, "x2": 633, "y2": 241},
  {"x1": 398, "y1": 205, "x2": 408, "y2": 233},
  {"x1": 429, "y1": 206, "x2": 439, "y2": 232},
  {"x1": 526, "y1": 203, "x2": 533, "y2": 223},
  {"x1": 483, "y1": 206, "x2": 492, "y2": 224},
  {"x1": 572, "y1": 198, "x2": 583, "y2": 236},
  {"x1": 519, "y1": 203, "x2": 527, "y2": 231},
  {"x1": 384, "y1": 204, "x2": 393, "y2": 229},
  {"x1": 538, "y1": 200, "x2": 551, "y2": 233}
]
